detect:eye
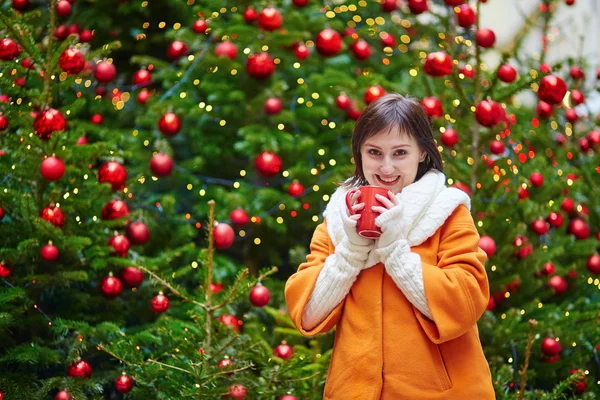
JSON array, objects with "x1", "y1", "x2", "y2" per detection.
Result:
[
  {"x1": 395, "y1": 150, "x2": 407, "y2": 156},
  {"x1": 367, "y1": 149, "x2": 381, "y2": 155}
]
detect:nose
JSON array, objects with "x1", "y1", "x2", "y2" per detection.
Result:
[{"x1": 380, "y1": 157, "x2": 395, "y2": 175}]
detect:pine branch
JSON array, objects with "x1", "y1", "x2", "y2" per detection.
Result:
[
  {"x1": 146, "y1": 359, "x2": 193, "y2": 375},
  {"x1": 210, "y1": 268, "x2": 249, "y2": 311},
  {"x1": 43, "y1": 0, "x2": 59, "y2": 106},
  {"x1": 518, "y1": 319, "x2": 537, "y2": 400},
  {"x1": 205, "y1": 200, "x2": 216, "y2": 349},
  {"x1": 471, "y1": 0, "x2": 483, "y2": 197},
  {"x1": 138, "y1": 266, "x2": 207, "y2": 310}
]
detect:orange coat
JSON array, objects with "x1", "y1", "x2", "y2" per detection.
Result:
[{"x1": 285, "y1": 205, "x2": 495, "y2": 399}]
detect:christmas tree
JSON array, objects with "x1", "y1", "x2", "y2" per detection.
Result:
[{"x1": 1, "y1": 0, "x2": 599, "y2": 398}]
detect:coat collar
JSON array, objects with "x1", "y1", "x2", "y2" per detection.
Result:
[{"x1": 323, "y1": 170, "x2": 471, "y2": 263}]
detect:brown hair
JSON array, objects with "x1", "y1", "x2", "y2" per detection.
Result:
[{"x1": 344, "y1": 93, "x2": 443, "y2": 188}]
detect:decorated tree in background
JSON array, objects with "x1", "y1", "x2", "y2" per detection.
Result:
[{"x1": 1, "y1": 0, "x2": 599, "y2": 398}]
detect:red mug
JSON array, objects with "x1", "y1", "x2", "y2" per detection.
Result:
[{"x1": 345, "y1": 185, "x2": 391, "y2": 239}]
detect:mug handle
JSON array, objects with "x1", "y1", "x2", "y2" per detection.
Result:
[{"x1": 345, "y1": 188, "x2": 359, "y2": 215}]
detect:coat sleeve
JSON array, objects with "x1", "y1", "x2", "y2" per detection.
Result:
[
  {"x1": 285, "y1": 221, "x2": 345, "y2": 336},
  {"x1": 415, "y1": 205, "x2": 489, "y2": 344}
]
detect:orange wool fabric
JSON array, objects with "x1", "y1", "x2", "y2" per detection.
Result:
[{"x1": 285, "y1": 206, "x2": 495, "y2": 399}]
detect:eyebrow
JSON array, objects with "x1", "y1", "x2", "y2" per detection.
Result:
[{"x1": 364, "y1": 143, "x2": 411, "y2": 149}]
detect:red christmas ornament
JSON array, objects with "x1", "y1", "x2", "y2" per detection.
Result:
[
  {"x1": 489, "y1": 140, "x2": 505, "y2": 155},
  {"x1": 151, "y1": 293, "x2": 169, "y2": 313},
  {"x1": 137, "y1": 88, "x2": 151, "y2": 104},
  {"x1": 570, "y1": 89, "x2": 584, "y2": 105},
  {"x1": 230, "y1": 208, "x2": 249, "y2": 226},
  {"x1": 570, "y1": 66, "x2": 584, "y2": 80},
  {"x1": 264, "y1": 97, "x2": 282, "y2": 115},
  {"x1": 440, "y1": 128, "x2": 458, "y2": 147},
  {"x1": 41, "y1": 156, "x2": 66, "y2": 181},
  {"x1": 548, "y1": 275, "x2": 568, "y2": 295},
  {"x1": 219, "y1": 314, "x2": 242, "y2": 331},
  {"x1": 14, "y1": 77, "x2": 26, "y2": 87},
  {"x1": 478, "y1": 235, "x2": 496, "y2": 257},
  {"x1": 243, "y1": 8, "x2": 258, "y2": 24},
  {"x1": 444, "y1": 0, "x2": 464, "y2": 5},
  {"x1": 336, "y1": 94, "x2": 351, "y2": 109},
  {"x1": 541, "y1": 337, "x2": 562, "y2": 356},
  {"x1": 54, "y1": 25, "x2": 69, "y2": 40},
  {"x1": 273, "y1": 344, "x2": 293, "y2": 360},
  {"x1": 546, "y1": 212, "x2": 563, "y2": 228},
  {"x1": 226, "y1": 384, "x2": 247, "y2": 399},
  {"x1": 115, "y1": 374, "x2": 134, "y2": 394},
  {"x1": 100, "y1": 275, "x2": 123, "y2": 299},
  {"x1": 568, "y1": 218, "x2": 589, "y2": 240},
  {"x1": 68, "y1": 360, "x2": 93, "y2": 379},
  {"x1": 422, "y1": 97, "x2": 443, "y2": 118},
  {"x1": 565, "y1": 0, "x2": 575, "y2": 4},
  {"x1": 0, "y1": 115, "x2": 7, "y2": 131},
  {"x1": 292, "y1": 0, "x2": 309, "y2": 7},
  {"x1": 218, "y1": 358, "x2": 234, "y2": 374},
  {"x1": 192, "y1": 19, "x2": 208, "y2": 34},
  {"x1": 56, "y1": 0, "x2": 71, "y2": 17},
  {"x1": 587, "y1": 254, "x2": 600, "y2": 275},
  {"x1": 88, "y1": 114, "x2": 103, "y2": 125},
  {"x1": 279, "y1": 396, "x2": 299, "y2": 400},
  {"x1": 213, "y1": 223, "x2": 235, "y2": 249},
  {"x1": 0, "y1": 38, "x2": 20, "y2": 61},
  {"x1": 535, "y1": 101, "x2": 553, "y2": 119},
  {"x1": 79, "y1": 29, "x2": 93, "y2": 42},
  {"x1": 210, "y1": 283, "x2": 224, "y2": 293},
  {"x1": 408, "y1": 0, "x2": 428, "y2": 14},
  {"x1": 530, "y1": 172, "x2": 544, "y2": 187},
  {"x1": 486, "y1": 297, "x2": 495, "y2": 311},
  {"x1": 537, "y1": 262, "x2": 556, "y2": 276},
  {"x1": 150, "y1": 153, "x2": 174, "y2": 176},
  {"x1": 167, "y1": 41, "x2": 188, "y2": 60},
  {"x1": 364, "y1": 85, "x2": 385, "y2": 104},
  {"x1": 531, "y1": 219, "x2": 549, "y2": 235},
  {"x1": 315, "y1": 29, "x2": 342, "y2": 57},
  {"x1": 294, "y1": 44, "x2": 309, "y2": 60},
  {"x1": 588, "y1": 130, "x2": 600, "y2": 145},
  {"x1": 424, "y1": 52, "x2": 453, "y2": 77},
  {"x1": 215, "y1": 41, "x2": 237, "y2": 60},
  {"x1": 249, "y1": 284, "x2": 271, "y2": 307},
  {"x1": 475, "y1": 100, "x2": 502, "y2": 127},
  {"x1": 350, "y1": 40, "x2": 371, "y2": 60},
  {"x1": 346, "y1": 106, "x2": 362, "y2": 121},
  {"x1": 127, "y1": 221, "x2": 150, "y2": 245},
  {"x1": 40, "y1": 205, "x2": 65, "y2": 227},
  {"x1": 108, "y1": 235, "x2": 130, "y2": 257},
  {"x1": 158, "y1": 112, "x2": 181, "y2": 136},
  {"x1": 565, "y1": 108, "x2": 578, "y2": 123},
  {"x1": 288, "y1": 181, "x2": 304, "y2": 197},
  {"x1": 561, "y1": 198, "x2": 575, "y2": 214},
  {"x1": 255, "y1": 151, "x2": 282, "y2": 177},
  {"x1": 0, "y1": 205, "x2": 4, "y2": 221},
  {"x1": 459, "y1": 65, "x2": 474, "y2": 78},
  {"x1": 98, "y1": 161, "x2": 127, "y2": 191},
  {"x1": 121, "y1": 266, "x2": 144, "y2": 287},
  {"x1": 12, "y1": 0, "x2": 29, "y2": 10},
  {"x1": 101, "y1": 200, "x2": 129, "y2": 220},
  {"x1": 246, "y1": 52, "x2": 275, "y2": 80},
  {"x1": 475, "y1": 28, "x2": 496, "y2": 48},
  {"x1": 41, "y1": 243, "x2": 59, "y2": 262},
  {"x1": 381, "y1": 0, "x2": 398, "y2": 12},
  {"x1": 55, "y1": 390, "x2": 71, "y2": 400},
  {"x1": 76, "y1": 136, "x2": 88, "y2": 145},
  {"x1": 538, "y1": 75, "x2": 567, "y2": 105},
  {"x1": 380, "y1": 32, "x2": 396, "y2": 48},
  {"x1": 258, "y1": 7, "x2": 282, "y2": 31},
  {"x1": 0, "y1": 261, "x2": 12, "y2": 278},
  {"x1": 455, "y1": 4, "x2": 476, "y2": 28},
  {"x1": 34, "y1": 108, "x2": 67, "y2": 140},
  {"x1": 59, "y1": 48, "x2": 85, "y2": 74},
  {"x1": 132, "y1": 69, "x2": 151, "y2": 85},
  {"x1": 94, "y1": 61, "x2": 116, "y2": 83}
]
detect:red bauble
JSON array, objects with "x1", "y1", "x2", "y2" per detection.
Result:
[
  {"x1": 79, "y1": 29, "x2": 93, "y2": 42},
  {"x1": 475, "y1": 28, "x2": 496, "y2": 48},
  {"x1": 108, "y1": 234, "x2": 130, "y2": 257},
  {"x1": 151, "y1": 294, "x2": 169, "y2": 313},
  {"x1": 589, "y1": 130, "x2": 600, "y2": 145},
  {"x1": 422, "y1": 96, "x2": 443, "y2": 117},
  {"x1": 219, "y1": 314, "x2": 242, "y2": 331},
  {"x1": 100, "y1": 275, "x2": 123, "y2": 299},
  {"x1": 90, "y1": 114, "x2": 103, "y2": 125},
  {"x1": 255, "y1": 151, "x2": 282, "y2": 177},
  {"x1": 408, "y1": 0, "x2": 428, "y2": 14},
  {"x1": 336, "y1": 94, "x2": 351, "y2": 109},
  {"x1": 215, "y1": 41, "x2": 237, "y2": 60},
  {"x1": 0, "y1": 205, "x2": 4, "y2": 221},
  {"x1": 121, "y1": 266, "x2": 144, "y2": 287},
  {"x1": 132, "y1": 69, "x2": 151, "y2": 85},
  {"x1": 167, "y1": 41, "x2": 188, "y2": 60},
  {"x1": 41, "y1": 156, "x2": 65, "y2": 181},
  {"x1": 150, "y1": 153, "x2": 174, "y2": 176},
  {"x1": 249, "y1": 284, "x2": 271, "y2": 307},
  {"x1": 538, "y1": 75, "x2": 567, "y2": 105},
  {"x1": 76, "y1": 136, "x2": 88, "y2": 145},
  {"x1": 158, "y1": 112, "x2": 181, "y2": 136},
  {"x1": 587, "y1": 254, "x2": 600, "y2": 275},
  {"x1": 424, "y1": 52, "x2": 453, "y2": 77},
  {"x1": 218, "y1": 358, "x2": 234, "y2": 374},
  {"x1": 565, "y1": 0, "x2": 575, "y2": 4},
  {"x1": 346, "y1": 106, "x2": 362, "y2": 120},
  {"x1": 59, "y1": 48, "x2": 85, "y2": 74},
  {"x1": 55, "y1": 25, "x2": 69, "y2": 40},
  {"x1": 440, "y1": 128, "x2": 458, "y2": 147},
  {"x1": 350, "y1": 40, "x2": 371, "y2": 60},
  {"x1": 279, "y1": 396, "x2": 299, "y2": 400},
  {"x1": 34, "y1": 108, "x2": 67, "y2": 140},
  {"x1": 0, "y1": 261, "x2": 12, "y2": 278},
  {"x1": 566, "y1": 109, "x2": 579, "y2": 124},
  {"x1": 101, "y1": 200, "x2": 129, "y2": 220},
  {"x1": 55, "y1": 390, "x2": 71, "y2": 400},
  {"x1": 444, "y1": 0, "x2": 464, "y2": 5},
  {"x1": 531, "y1": 219, "x2": 549, "y2": 235},
  {"x1": 258, "y1": 7, "x2": 282, "y2": 31},
  {"x1": 192, "y1": 19, "x2": 208, "y2": 34},
  {"x1": 568, "y1": 218, "x2": 589, "y2": 240},
  {"x1": 478, "y1": 235, "x2": 496, "y2": 257},
  {"x1": 538, "y1": 262, "x2": 556, "y2": 276},
  {"x1": 213, "y1": 223, "x2": 235, "y2": 249},
  {"x1": 292, "y1": 0, "x2": 309, "y2": 7},
  {"x1": 288, "y1": 181, "x2": 304, "y2": 197},
  {"x1": 475, "y1": 100, "x2": 502, "y2": 127},
  {"x1": 56, "y1": 0, "x2": 71, "y2": 16},
  {"x1": 230, "y1": 208, "x2": 249, "y2": 226},
  {"x1": 41, "y1": 243, "x2": 59, "y2": 262},
  {"x1": 40, "y1": 205, "x2": 65, "y2": 227},
  {"x1": 94, "y1": 61, "x2": 116, "y2": 83},
  {"x1": 273, "y1": 344, "x2": 293, "y2": 360},
  {"x1": 489, "y1": 140, "x2": 505, "y2": 155},
  {"x1": 294, "y1": 44, "x2": 309, "y2": 60},
  {"x1": 315, "y1": 29, "x2": 342, "y2": 57},
  {"x1": 246, "y1": 52, "x2": 275, "y2": 80},
  {"x1": 536, "y1": 101, "x2": 553, "y2": 119},
  {"x1": 243, "y1": 8, "x2": 258, "y2": 24},
  {"x1": 548, "y1": 275, "x2": 568, "y2": 295},
  {"x1": 455, "y1": 4, "x2": 476, "y2": 27},
  {"x1": 127, "y1": 221, "x2": 150, "y2": 245},
  {"x1": 380, "y1": 32, "x2": 396, "y2": 48},
  {"x1": 570, "y1": 66, "x2": 584, "y2": 80},
  {"x1": 364, "y1": 85, "x2": 385, "y2": 104},
  {"x1": 264, "y1": 97, "x2": 282, "y2": 115},
  {"x1": 137, "y1": 88, "x2": 151, "y2": 104},
  {"x1": 530, "y1": 172, "x2": 544, "y2": 187},
  {"x1": 115, "y1": 374, "x2": 134, "y2": 394},
  {"x1": 98, "y1": 161, "x2": 127, "y2": 191},
  {"x1": 12, "y1": 0, "x2": 29, "y2": 10},
  {"x1": 459, "y1": 65, "x2": 474, "y2": 78},
  {"x1": 0, "y1": 115, "x2": 7, "y2": 131},
  {"x1": 68, "y1": 360, "x2": 93, "y2": 379},
  {"x1": 541, "y1": 337, "x2": 562, "y2": 356},
  {"x1": 570, "y1": 89, "x2": 584, "y2": 105},
  {"x1": 561, "y1": 197, "x2": 575, "y2": 213},
  {"x1": 546, "y1": 212, "x2": 564, "y2": 228},
  {"x1": 381, "y1": 0, "x2": 398, "y2": 11},
  {"x1": 227, "y1": 384, "x2": 247, "y2": 399},
  {"x1": 0, "y1": 38, "x2": 20, "y2": 61},
  {"x1": 210, "y1": 283, "x2": 224, "y2": 293}
]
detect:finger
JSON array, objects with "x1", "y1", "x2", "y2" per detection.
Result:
[
  {"x1": 352, "y1": 203, "x2": 365, "y2": 212},
  {"x1": 388, "y1": 190, "x2": 399, "y2": 206},
  {"x1": 349, "y1": 214, "x2": 361, "y2": 221},
  {"x1": 352, "y1": 191, "x2": 361, "y2": 205},
  {"x1": 375, "y1": 194, "x2": 394, "y2": 209},
  {"x1": 371, "y1": 205, "x2": 387, "y2": 214}
]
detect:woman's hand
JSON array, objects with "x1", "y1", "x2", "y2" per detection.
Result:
[
  {"x1": 371, "y1": 191, "x2": 399, "y2": 215},
  {"x1": 373, "y1": 191, "x2": 407, "y2": 250},
  {"x1": 346, "y1": 190, "x2": 364, "y2": 222},
  {"x1": 342, "y1": 190, "x2": 373, "y2": 246}
]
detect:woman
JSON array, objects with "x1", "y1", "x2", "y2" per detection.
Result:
[{"x1": 285, "y1": 94, "x2": 495, "y2": 399}]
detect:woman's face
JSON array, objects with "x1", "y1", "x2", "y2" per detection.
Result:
[{"x1": 360, "y1": 128, "x2": 426, "y2": 194}]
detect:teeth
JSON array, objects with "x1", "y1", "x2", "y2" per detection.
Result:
[{"x1": 377, "y1": 175, "x2": 399, "y2": 183}]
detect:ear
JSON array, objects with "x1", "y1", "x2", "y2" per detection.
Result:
[{"x1": 419, "y1": 151, "x2": 427, "y2": 162}]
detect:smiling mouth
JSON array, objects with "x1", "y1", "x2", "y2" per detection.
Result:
[{"x1": 375, "y1": 175, "x2": 400, "y2": 185}]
